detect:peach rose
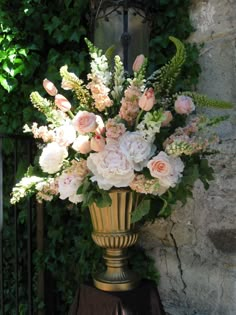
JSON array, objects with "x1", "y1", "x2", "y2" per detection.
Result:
[
  {"x1": 174, "y1": 95, "x2": 195, "y2": 115},
  {"x1": 161, "y1": 111, "x2": 173, "y2": 127},
  {"x1": 55, "y1": 94, "x2": 71, "y2": 112},
  {"x1": 72, "y1": 135, "x2": 91, "y2": 154},
  {"x1": 43, "y1": 79, "x2": 58, "y2": 96},
  {"x1": 139, "y1": 88, "x2": 156, "y2": 111},
  {"x1": 73, "y1": 111, "x2": 97, "y2": 134},
  {"x1": 147, "y1": 151, "x2": 184, "y2": 188},
  {"x1": 132, "y1": 54, "x2": 145, "y2": 72},
  {"x1": 90, "y1": 135, "x2": 106, "y2": 152}
]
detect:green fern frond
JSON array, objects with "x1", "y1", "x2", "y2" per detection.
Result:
[
  {"x1": 183, "y1": 92, "x2": 233, "y2": 109},
  {"x1": 147, "y1": 36, "x2": 186, "y2": 95},
  {"x1": 105, "y1": 45, "x2": 115, "y2": 63}
]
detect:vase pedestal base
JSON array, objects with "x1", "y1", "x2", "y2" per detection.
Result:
[
  {"x1": 93, "y1": 248, "x2": 140, "y2": 292},
  {"x1": 93, "y1": 270, "x2": 140, "y2": 292}
]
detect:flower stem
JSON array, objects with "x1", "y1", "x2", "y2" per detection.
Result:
[
  {"x1": 135, "y1": 110, "x2": 144, "y2": 129},
  {"x1": 67, "y1": 110, "x2": 74, "y2": 119}
]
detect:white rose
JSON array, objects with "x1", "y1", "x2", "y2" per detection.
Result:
[
  {"x1": 58, "y1": 172, "x2": 83, "y2": 204},
  {"x1": 87, "y1": 142, "x2": 135, "y2": 190},
  {"x1": 119, "y1": 131, "x2": 156, "y2": 171},
  {"x1": 54, "y1": 123, "x2": 76, "y2": 146},
  {"x1": 147, "y1": 151, "x2": 184, "y2": 188},
  {"x1": 39, "y1": 142, "x2": 68, "y2": 174}
]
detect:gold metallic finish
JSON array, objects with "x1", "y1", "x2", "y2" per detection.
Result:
[{"x1": 89, "y1": 189, "x2": 140, "y2": 291}]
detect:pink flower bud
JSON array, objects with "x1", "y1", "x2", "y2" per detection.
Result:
[
  {"x1": 132, "y1": 54, "x2": 145, "y2": 72},
  {"x1": 95, "y1": 115, "x2": 105, "y2": 135},
  {"x1": 90, "y1": 135, "x2": 106, "y2": 152},
  {"x1": 72, "y1": 135, "x2": 91, "y2": 154},
  {"x1": 43, "y1": 79, "x2": 58, "y2": 96},
  {"x1": 55, "y1": 94, "x2": 71, "y2": 112},
  {"x1": 161, "y1": 111, "x2": 173, "y2": 127},
  {"x1": 139, "y1": 88, "x2": 156, "y2": 111},
  {"x1": 174, "y1": 96, "x2": 195, "y2": 115}
]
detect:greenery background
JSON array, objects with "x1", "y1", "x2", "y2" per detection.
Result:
[{"x1": 0, "y1": 0, "x2": 200, "y2": 313}]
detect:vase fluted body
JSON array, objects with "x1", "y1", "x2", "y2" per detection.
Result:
[{"x1": 89, "y1": 189, "x2": 140, "y2": 291}]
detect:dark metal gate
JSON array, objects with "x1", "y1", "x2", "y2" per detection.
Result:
[{"x1": 0, "y1": 134, "x2": 34, "y2": 315}]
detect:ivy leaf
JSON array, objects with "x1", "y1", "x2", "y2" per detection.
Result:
[
  {"x1": 131, "y1": 199, "x2": 150, "y2": 223},
  {"x1": 95, "y1": 190, "x2": 112, "y2": 208}
]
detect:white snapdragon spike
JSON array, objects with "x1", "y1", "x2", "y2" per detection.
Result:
[
  {"x1": 90, "y1": 54, "x2": 111, "y2": 86},
  {"x1": 119, "y1": 131, "x2": 156, "y2": 171},
  {"x1": 39, "y1": 142, "x2": 68, "y2": 174},
  {"x1": 111, "y1": 55, "x2": 125, "y2": 101},
  {"x1": 10, "y1": 176, "x2": 45, "y2": 204},
  {"x1": 147, "y1": 151, "x2": 184, "y2": 188},
  {"x1": 87, "y1": 142, "x2": 135, "y2": 190}
]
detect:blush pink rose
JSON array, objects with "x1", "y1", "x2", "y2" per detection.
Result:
[
  {"x1": 55, "y1": 94, "x2": 71, "y2": 112},
  {"x1": 72, "y1": 135, "x2": 91, "y2": 154},
  {"x1": 73, "y1": 111, "x2": 97, "y2": 134},
  {"x1": 43, "y1": 79, "x2": 58, "y2": 96},
  {"x1": 174, "y1": 96, "x2": 195, "y2": 115},
  {"x1": 161, "y1": 111, "x2": 173, "y2": 127},
  {"x1": 90, "y1": 135, "x2": 106, "y2": 152},
  {"x1": 139, "y1": 88, "x2": 156, "y2": 111},
  {"x1": 132, "y1": 54, "x2": 145, "y2": 72}
]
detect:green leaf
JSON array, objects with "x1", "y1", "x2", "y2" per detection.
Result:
[
  {"x1": 95, "y1": 190, "x2": 112, "y2": 208},
  {"x1": 131, "y1": 199, "x2": 151, "y2": 223}
]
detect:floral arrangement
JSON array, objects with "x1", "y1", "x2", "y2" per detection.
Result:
[{"x1": 11, "y1": 37, "x2": 232, "y2": 222}]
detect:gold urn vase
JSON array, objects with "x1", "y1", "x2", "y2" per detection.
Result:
[{"x1": 89, "y1": 189, "x2": 140, "y2": 292}]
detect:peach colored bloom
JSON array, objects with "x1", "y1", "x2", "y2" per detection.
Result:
[
  {"x1": 174, "y1": 95, "x2": 195, "y2": 115},
  {"x1": 139, "y1": 88, "x2": 156, "y2": 111},
  {"x1": 161, "y1": 111, "x2": 173, "y2": 127},
  {"x1": 129, "y1": 174, "x2": 168, "y2": 196},
  {"x1": 105, "y1": 118, "x2": 126, "y2": 139},
  {"x1": 132, "y1": 54, "x2": 145, "y2": 72},
  {"x1": 90, "y1": 134, "x2": 106, "y2": 152},
  {"x1": 119, "y1": 85, "x2": 141, "y2": 124},
  {"x1": 55, "y1": 94, "x2": 71, "y2": 112},
  {"x1": 87, "y1": 76, "x2": 113, "y2": 111},
  {"x1": 73, "y1": 111, "x2": 97, "y2": 134},
  {"x1": 43, "y1": 79, "x2": 58, "y2": 96},
  {"x1": 72, "y1": 135, "x2": 91, "y2": 154}
]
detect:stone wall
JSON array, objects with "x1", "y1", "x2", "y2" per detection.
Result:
[{"x1": 140, "y1": 1, "x2": 236, "y2": 314}]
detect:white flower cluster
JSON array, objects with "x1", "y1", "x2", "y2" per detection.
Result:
[
  {"x1": 11, "y1": 176, "x2": 45, "y2": 204},
  {"x1": 90, "y1": 53, "x2": 111, "y2": 86},
  {"x1": 137, "y1": 111, "x2": 166, "y2": 141}
]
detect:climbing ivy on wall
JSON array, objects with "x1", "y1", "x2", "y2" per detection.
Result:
[{"x1": 0, "y1": 0, "x2": 200, "y2": 313}]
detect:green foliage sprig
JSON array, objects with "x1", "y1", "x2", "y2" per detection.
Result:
[
  {"x1": 182, "y1": 91, "x2": 233, "y2": 109},
  {"x1": 147, "y1": 36, "x2": 186, "y2": 95}
]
